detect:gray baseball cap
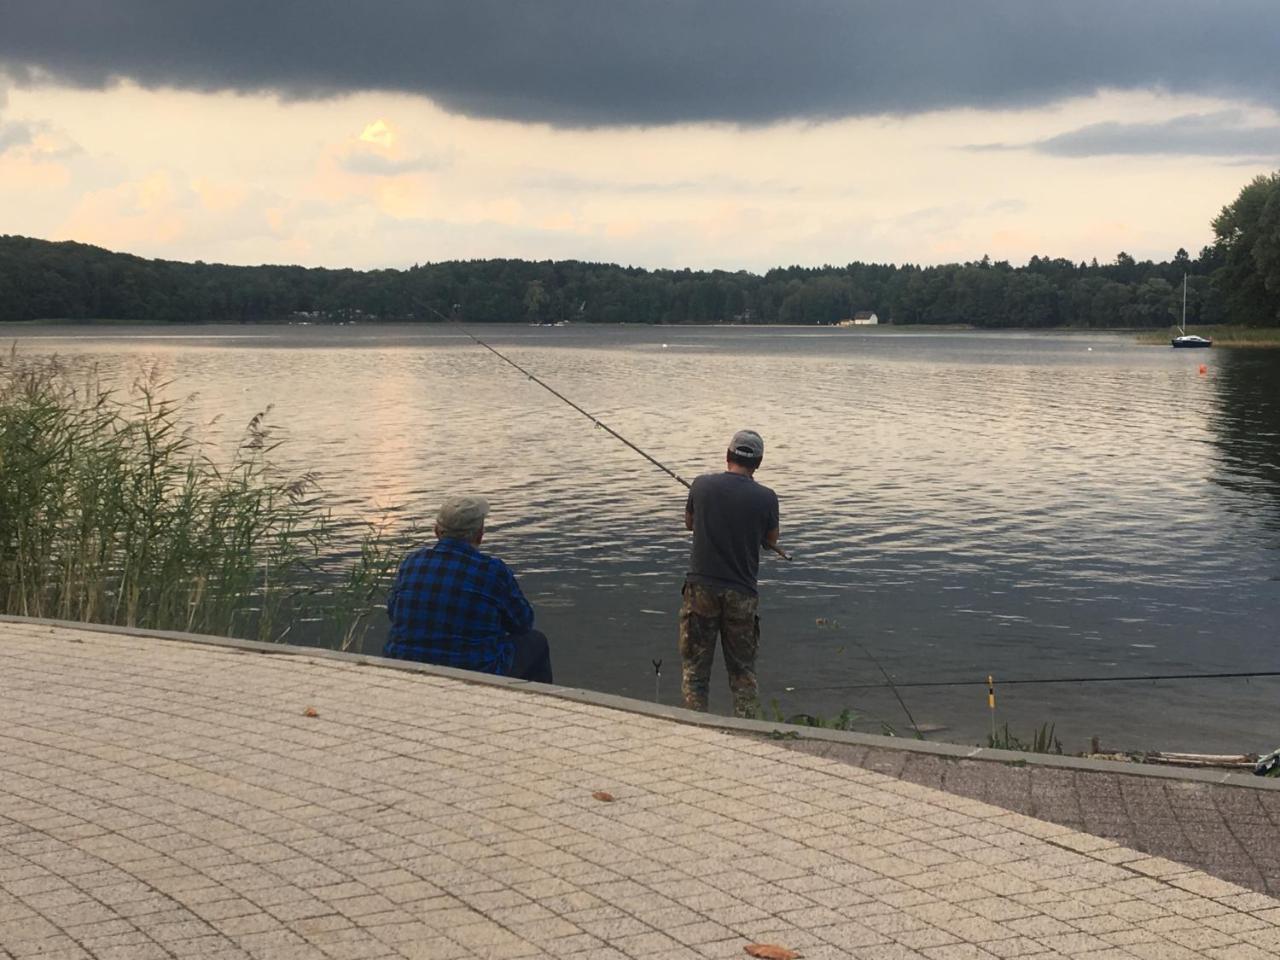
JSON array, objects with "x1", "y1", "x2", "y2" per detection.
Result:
[
  {"x1": 729, "y1": 429, "x2": 764, "y2": 460},
  {"x1": 436, "y1": 494, "x2": 489, "y2": 537}
]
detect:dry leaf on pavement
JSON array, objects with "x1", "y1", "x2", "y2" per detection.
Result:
[{"x1": 744, "y1": 945, "x2": 800, "y2": 959}]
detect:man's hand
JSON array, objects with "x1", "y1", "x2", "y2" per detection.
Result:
[{"x1": 763, "y1": 529, "x2": 791, "y2": 560}]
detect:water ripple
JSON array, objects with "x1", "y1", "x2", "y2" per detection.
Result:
[{"x1": 16, "y1": 324, "x2": 1280, "y2": 751}]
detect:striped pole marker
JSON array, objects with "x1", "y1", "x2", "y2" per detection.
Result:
[{"x1": 987, "y1": 675, "x2": 996, "y2": 743}]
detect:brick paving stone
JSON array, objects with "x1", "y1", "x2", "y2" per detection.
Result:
[
  {"x1": 785, "y1": 737, "x2": 1280, "y2": 898},
  {"x1": 3, "y1": 621, "x2": 1280, "y2": 959}
]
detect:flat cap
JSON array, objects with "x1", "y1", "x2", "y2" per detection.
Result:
[{"x1": 436, "y1": 494, "x2": 490, "y2": 537}]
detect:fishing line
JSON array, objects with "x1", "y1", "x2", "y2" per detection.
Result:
[
  {"x1": 795, "y1": 668, "x2": 1280, "y2": 693},
  {"x1": 843, "y1": 633, "x2": 924, "y2": 738},
  {"x1": 437, "y1": 312, "x2": 931, "y2": 732},
  {"x1": 444, "y1": 318, "x2": 1277, "y2": 727},
  {"x1": 445, "y1": 318, "x2": 792, "y2": 560},
  {"x1": 453, "y1": 324, "x2": 692, "y2": 489},
  {"x1": 443, "y1": 316, "x2": 925, "y2": 730}
]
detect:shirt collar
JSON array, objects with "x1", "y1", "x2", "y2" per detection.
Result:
[{"x1": 435, "y1": 536, "x2": 480, "y2": 555}]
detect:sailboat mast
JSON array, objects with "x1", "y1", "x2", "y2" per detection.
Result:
[{"x1": 1181, "y1": 274, "x2": 1187, "y2": 335}]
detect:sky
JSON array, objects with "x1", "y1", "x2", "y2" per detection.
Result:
[{"x1": 1, "y1": 0, "x2": 1278, "y2": 272}]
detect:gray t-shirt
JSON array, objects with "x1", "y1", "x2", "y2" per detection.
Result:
[{"x1": 685, "y1": 471, "x2": 780, "y2": 596}]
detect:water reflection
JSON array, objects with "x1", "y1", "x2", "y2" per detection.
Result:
[
  {"x1": 1211, "y1": 349, "x2": 1280, "y2": 535},
  {"x1": 11, "y1": 324, "x2": 1279, "y2": 751}
]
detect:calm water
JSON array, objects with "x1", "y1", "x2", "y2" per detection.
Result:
[{"x1": 11, "y1": 324, "x2": 1280, "y2": 752}]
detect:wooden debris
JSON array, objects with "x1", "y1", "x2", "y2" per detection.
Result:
[{"x1": 1143, "y1": 751, "x2": 1256, "y2": 769}]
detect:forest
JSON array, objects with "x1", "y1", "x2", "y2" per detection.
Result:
[{"x1": 2, "y1": 171, "x2": 1277, "y2": 329}]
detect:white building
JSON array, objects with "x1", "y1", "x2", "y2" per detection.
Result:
[{"x1": 836, "y1": 310, "x2": 880, "y2": 326}]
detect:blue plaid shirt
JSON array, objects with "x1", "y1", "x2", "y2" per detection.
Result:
[{"x1": 384, "y1": 537, "x2": 534, "y2": 675}]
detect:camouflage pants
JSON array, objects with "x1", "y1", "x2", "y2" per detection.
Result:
[{"x1": 678, "y1": 580, "x2": 760, "y2": 718}]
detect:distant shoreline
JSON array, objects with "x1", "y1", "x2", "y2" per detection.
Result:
[
  {"x1": 0, "y1": 317, "x2": 1240, "y2": 333},
  {"x1": 5, "y1": 317, "x2": 1280, "y2": 346},
  {"x1": 4, "y1": 233, "x2": 1271, "y2": 330},
  {"x1": 1135, "y1": 326, "x2": 1280, "y2": 348}
]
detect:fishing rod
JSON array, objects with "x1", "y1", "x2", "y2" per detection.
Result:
[
  {"x1": 795, "y1": 668, "x2": 1280, "y2": 693},
  {"x1": 436, "y1": 309, "x2": 926, "y2": 733},
  {"x1": 437, "y1": 310, "x2": 793, "y2": 561},
  {"x1": 436, "y1": 314, "x2": 1278, "y2": 728},
  {"x1": 847, "y1": 635, "x2": 923, "y2": 738}
]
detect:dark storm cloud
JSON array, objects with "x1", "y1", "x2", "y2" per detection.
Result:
[
  {"x1": 972, "y1": 112, "x2": 1280, "y2": 158},
  {"x1": 1, "y1": 1, "x2": 1277, "y2": 127}
]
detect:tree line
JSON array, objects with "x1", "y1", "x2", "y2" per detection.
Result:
[{"x1": 2, "y1": 171, "x2": 1276, "y2": 328}]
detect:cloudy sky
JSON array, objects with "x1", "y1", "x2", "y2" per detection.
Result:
[{"x1": 1, "y1": 0, "x2": 1278, "y2": 271}]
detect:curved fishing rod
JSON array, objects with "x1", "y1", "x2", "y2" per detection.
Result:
[
  {"x1": 433, "y1": 311, "x2": 933, "y2": 730},
  {"x1": 440, "y1": 314, "x2": 793, "y2": 561}
]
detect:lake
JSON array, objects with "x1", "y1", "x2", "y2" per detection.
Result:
[{"x1": 9, "y1": 323, "x2": 1279, "y2": 753}]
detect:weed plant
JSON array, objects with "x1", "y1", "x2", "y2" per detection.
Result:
[
  {"x1": 987, "y1": 721, "x2": 1064, "y2": 755},
  {"x1": 767, "y1": 700, "x2": 861, "y2": 731},
  {"x1": 0, "y1": 351, "x2": 408, "y2": 646}
]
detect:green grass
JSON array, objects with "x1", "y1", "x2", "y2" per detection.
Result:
[
  {"x1": 986, "y1": 721, "x2": 1064, "y2": 755},
  {"x1": 0, "y1": 349, "x2": 410, "y2": 647},
  {"x1": 767, "y1": 700, "x2": 862, "y2": 731},
  {"x1": 1136, "y1": 325, "x2": 1280, "y2": 346}
]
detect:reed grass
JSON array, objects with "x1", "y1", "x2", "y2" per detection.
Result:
[
  {"x1": 0, "y1": 350, "x2": 408, "y2": 646},
  {"x1": 319, "y1": 516, "x2": 418, "y2": 652}
]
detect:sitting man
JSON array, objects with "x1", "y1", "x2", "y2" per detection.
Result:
[{"x1": 385, "y1": 494, "x2": 552, "y2": 683}]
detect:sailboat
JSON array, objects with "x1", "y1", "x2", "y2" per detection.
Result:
[{"x1": 1171, "y1": 275, "x2": 1212, "y2": 348}]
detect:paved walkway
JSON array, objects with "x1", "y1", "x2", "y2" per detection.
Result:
[
  {"x1": 2, "y1": 620, "x2": 1279, "y2": 960},
  {"x1": 778, "y1": 740, "x2": 1280, "y2": 898}
]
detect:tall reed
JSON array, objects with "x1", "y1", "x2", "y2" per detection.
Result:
[
  {"x1": 0, "y1": 350, "x2": 404, "y2": 645},
  {"x1": 314, "y1": 515, "x2": 418, "y2": 652}
]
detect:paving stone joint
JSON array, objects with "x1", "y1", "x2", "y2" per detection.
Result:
[{"x1": 2, "y1": 618, "x2": 1278, "y2": 959}]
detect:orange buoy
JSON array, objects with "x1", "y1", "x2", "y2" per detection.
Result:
[{"x1": 1199, "y1": 364, "x2": 1207, "y2": 374}]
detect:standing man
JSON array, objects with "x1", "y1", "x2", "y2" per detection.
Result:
[
  {"x1": 680, "y1": 429, "x2": 780, "y2": 718},
  {"x1": 386, "y1": 494, "x2": 553, "y2": 683}
]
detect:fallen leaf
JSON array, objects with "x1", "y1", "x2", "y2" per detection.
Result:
[
  {"x1": 303, "y1": 706, "x2": 319, "y2": 718},
  {"x1": 744, "y1": 946, "x2": 800, "y2": 960},
  {"x1": 591, "y1": 791, "x2": 615, "y2": 802}
]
